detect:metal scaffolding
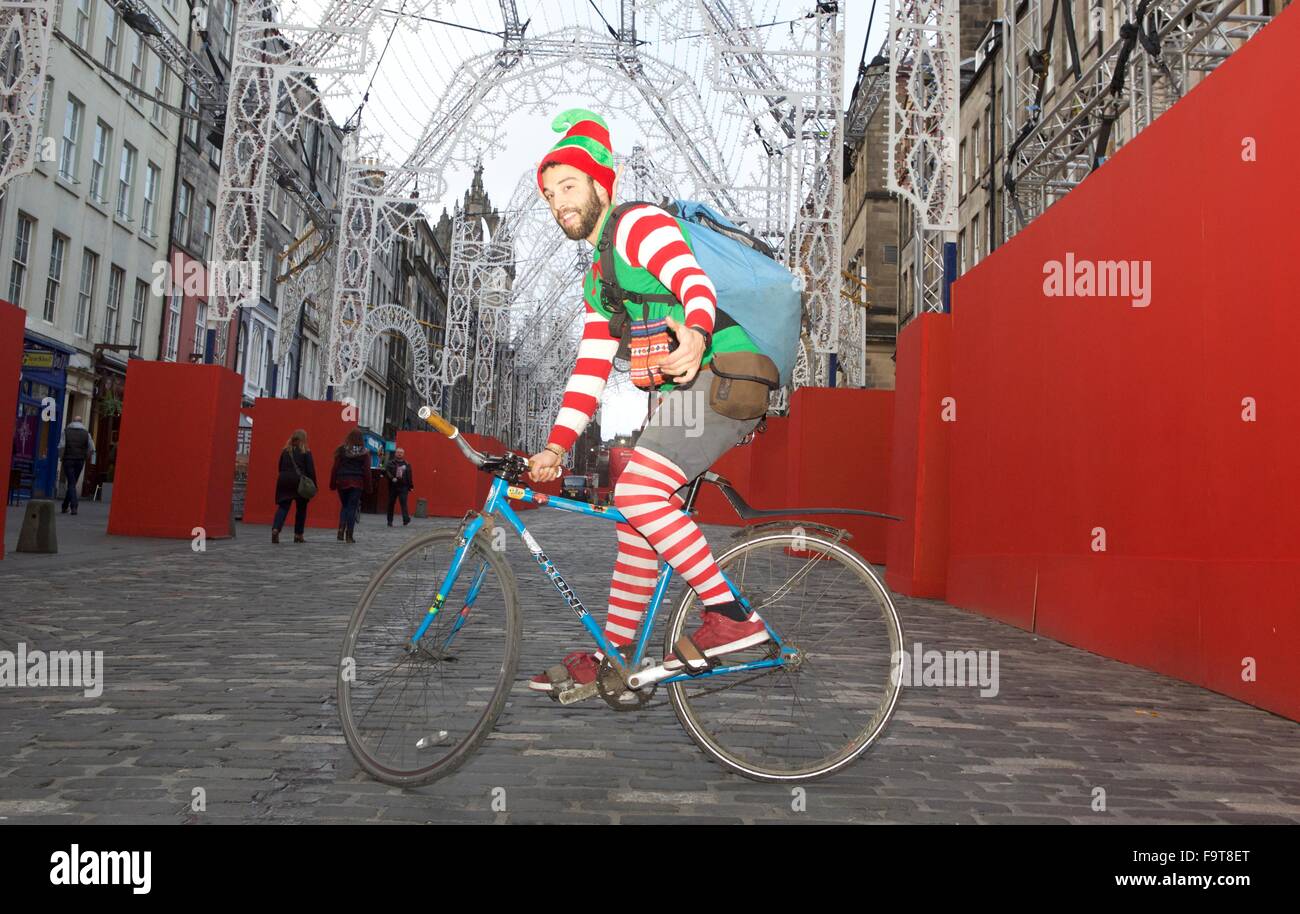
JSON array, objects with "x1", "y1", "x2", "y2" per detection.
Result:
[{"x1": 1002, "y1": 0, "x2": 1279, "y2": 235}]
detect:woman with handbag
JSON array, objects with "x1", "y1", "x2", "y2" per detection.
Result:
[{"x1": 272, "y1": 429, "x2": 317, "y2": 544}]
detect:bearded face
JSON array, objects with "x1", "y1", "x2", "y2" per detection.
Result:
[{"x1": 541, "y1": 164, "x2": 607, "y2": 240}]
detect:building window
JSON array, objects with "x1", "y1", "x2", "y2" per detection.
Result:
[
  {"x1": 175, "y1": 181, "x2": 192, "y2": 245},
  {"x1": 972, "y1": 118, "x2": 982, "y2": 182},
  {"x1": 165, "y1": 293, "x2": 181, "y2": 361},
  {"x1": 236, "y1": 318, "x2": 247, "y2": 375},
  {"x1": 38, "y1": 76, "x2": 53, "y2": 152},
  {"x1": 222, "y1": 0, "x2": 236, "y2": 61},
  {"x1": 193, "y1": 301, "x2": 208, "y2": 359},
  {"x1": 89, "y1": 121, "x2": 110, "y2": 203},
  {"x1": 249, "y1": 322, "x2": 264, "y2": 387},
  {"x1": 142, "y1": 163, "x2": 160, "y2": 236},
  {"x1": 958, "y1": 138, "x2": 967, "y2": 198},
  {"x1": 44, "y1": 233, "x2": 66, "y2": 324},
  {"x1": 9, "y1": 214, "x2": 32, "y2": 306},
  {"x1": 104, "y1": 266, "x2": 124, "y2": 344},
  {"x1": 103, "y1": 8, "x2": 122, "y2": 72},
  {"x1": 131, "y1": 280, "x2": 147, "y2": 351},
  {"x1": 262, "y1": 243, "x2": 273, "y2": 300},
  {"x1": 201, "y1": 202, "x2": 215, "y2": 258},
  {"x1": 74, "y1": 0, "x2": 93, "y2": 50},
  {"x1": 957, "y1": 229, "x2": 966, "y2": 275},
  {"x1": 183, "y1": 84, "x2": 200, "y2": 145},
  {"x1": 264, "y1": 338, "x2": 274, "y2": 396},
  {"x1": 971, "y1": 214, "x2": 981, "y2": 267},
  {"x1": 59, "y1": 96, "x2": 83, "y2": 182},
  {"x1": 150, "y1": 56, "x2": 168, "y2": 127},
  {"x1": 985, "y1": 200, "x2": 995, "y2": 256},
  {"x1": 116, "y1": 142, "x2": 136, "y2": 220},
  {"x1": 1089, "y1": 0, "x2": 1105, "y2": 42},
  {"x1": 75, "y1": 250, "x2": 98, "y2": 338},
  {"x1": 129, "y1": 35, "x2": 145, "y2": 103}
]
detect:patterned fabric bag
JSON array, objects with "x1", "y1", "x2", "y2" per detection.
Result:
[{"x1": 628, "y1": 317, "x2": 676, "y2": 389}]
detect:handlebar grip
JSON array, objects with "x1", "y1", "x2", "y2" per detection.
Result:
[{"x1": 417, "y1": 406, "x2": 456, "y2": 438}]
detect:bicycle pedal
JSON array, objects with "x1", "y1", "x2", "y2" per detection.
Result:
[
  {"x1": 555, "y1": 680, "x2": 599, "y2": 705},
  {"x1": 672, "y1": 636, "x2": 710, "y2": 673}
]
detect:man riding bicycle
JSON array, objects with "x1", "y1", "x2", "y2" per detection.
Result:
[{"x1": 527, "y1": 108, "x2": 781, "y2": 696}]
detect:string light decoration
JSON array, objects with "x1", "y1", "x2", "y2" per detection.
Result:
[
  {"x1": 211, "y1": 1, "x2": 850, "y2": 433},
  {"x1": 0, "y1": 2, "x2": 55, "y2": 192}
]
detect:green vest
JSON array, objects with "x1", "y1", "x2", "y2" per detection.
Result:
[{"x1": 583, "y1": 206, "x2": 761, "y2": 392}]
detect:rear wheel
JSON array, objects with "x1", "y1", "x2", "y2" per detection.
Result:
[
  {"x1": 338, "y1": 530, "x2": 520, "y2": 786},
  {"x1": 666, "y1": 528, "x2": 903, "y2": 782}
]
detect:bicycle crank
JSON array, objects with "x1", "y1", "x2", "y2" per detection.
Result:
[{"x1": 596, "y1": 656, "x2": 657, "y2": 711}]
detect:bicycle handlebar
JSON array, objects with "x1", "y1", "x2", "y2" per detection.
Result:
[
  {"x1": 418, "y1": 406, "x2": 562, "y2": 479},
  {"x1": 418, "y1": 406, "x2": 487, "y2": 468}
]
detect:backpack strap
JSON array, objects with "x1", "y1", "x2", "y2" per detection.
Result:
[{"x1": 595, "y1": 200, "x2": 678, "y2": 342}]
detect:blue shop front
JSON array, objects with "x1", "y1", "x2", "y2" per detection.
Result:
[{"x1": 10, "y1": 332, "x2": 73, "y2": 501}]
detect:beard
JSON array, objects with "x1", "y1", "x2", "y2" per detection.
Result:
[{"x1": 555, "y1": 185, "x2": 604, "y2": 240}]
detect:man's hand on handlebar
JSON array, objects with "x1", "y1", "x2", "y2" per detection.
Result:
[{"x1": 528, "y1": 448, "x2": 564, "y2": 484}]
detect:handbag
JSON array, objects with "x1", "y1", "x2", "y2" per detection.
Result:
[
  {"x1": 707, "y1": 350, "x2": 780, "y2": 420},
  {"x1": 291, "y1": 451, "x2": 317, "y2": 500}
]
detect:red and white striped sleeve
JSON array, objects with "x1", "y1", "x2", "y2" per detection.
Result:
[
  {"x1": 614, "y1": 204, "x2": 717, "y2": 335},
  {"x1": 545, "y1": 301, "x2": 619, "y2": 453}
]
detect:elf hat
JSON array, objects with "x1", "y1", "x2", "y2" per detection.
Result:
[{"x1": 537, "y1": 108, "x2": 615, "y2": 201}]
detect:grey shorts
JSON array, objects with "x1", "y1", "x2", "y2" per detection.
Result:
[{"x1": 632, "y1": 365, "x2": 763, "y2": 486}]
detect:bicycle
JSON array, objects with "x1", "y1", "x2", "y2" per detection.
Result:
[{"x1": 338, "y1": 407, "x2": 905, "y2": 785}]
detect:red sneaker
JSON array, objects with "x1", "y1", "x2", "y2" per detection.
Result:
[
  {"x1": 529, "y1": 651, "x2": 601, "y2": 693},
  {"x1": 667, "y1": 610, "x2": 770, "y2": 668}
]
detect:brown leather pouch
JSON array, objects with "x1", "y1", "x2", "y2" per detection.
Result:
[{"x1": 707, "y1": 351, "x2": 779, "y2": 420}]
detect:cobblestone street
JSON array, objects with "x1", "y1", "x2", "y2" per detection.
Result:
[{"x1": 2, "y1": 503, "x2": 1298, "y2": 825}]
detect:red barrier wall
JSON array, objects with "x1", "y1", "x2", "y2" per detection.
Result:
[
  {"x1": 691, "y1": 439, "x2": 754, "y2": 526},
  {"x1": 243, "y1": 398, "x2": 353, "y2": 529},
  {"x1": 0, "y1": 301, "x2": 24, "y2": 559},
  {"x1": 108, "y1": 362, "x2": 241, "y2": 538},
  {"x1": 886, "y1": 313, "x2": 952, "y2": 597},
  {"x1": 785, "y1": 387, "x2": 894, "y2": 565},
  {"x1": 944, "y1": 5, "x2": 1300, "y2": 720}
]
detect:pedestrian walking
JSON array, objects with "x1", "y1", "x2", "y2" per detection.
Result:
[
  {"x1": 330, "y1": 428, "x2": 372, "y2": 544},
  {"x1": 58, "y1": 415, "x2": 96, "y2": 515},
  {"x1": 383, "y1": 447, "x2": 415, "y2": 526},
  {"x1": 272, "y1": 429, "x2": 317, "y2": 544}
]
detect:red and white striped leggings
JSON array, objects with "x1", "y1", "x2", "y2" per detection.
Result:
[{"x1": 604, "y1": 446, "x2": 737, "y2": 646}]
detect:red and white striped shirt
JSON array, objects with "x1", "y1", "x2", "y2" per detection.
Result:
[{"x1": 546, "y1": 204, "x2": 717, "y2": 452}]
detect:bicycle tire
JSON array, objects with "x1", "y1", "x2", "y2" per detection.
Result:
[
  {"x1": 665, "y1": 529, "x2": 904, "y2": 782},
  {"x1": 338, "y1": 529, "x2": 521, "y2": 787}
]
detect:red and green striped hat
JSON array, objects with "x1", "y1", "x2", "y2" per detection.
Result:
[{"x1": 537, "y1": 108, "x2": 615, "y2": 200}]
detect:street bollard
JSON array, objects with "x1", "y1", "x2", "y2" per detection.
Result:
[{"x1": 16, "y1": 499, "x2": 58, "y2": 554}]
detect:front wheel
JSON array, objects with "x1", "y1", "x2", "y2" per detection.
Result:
[
  {"x1": 338, "y1": 529, "x2": 520, "y2": 786},
  {"x1": 665, "y1": 528, "x2": 904, "y2": 782}
]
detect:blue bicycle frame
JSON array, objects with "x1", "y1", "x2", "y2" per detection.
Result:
[{"x1": 408, "y1": 474, "x2": 793, "y2": 685}]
